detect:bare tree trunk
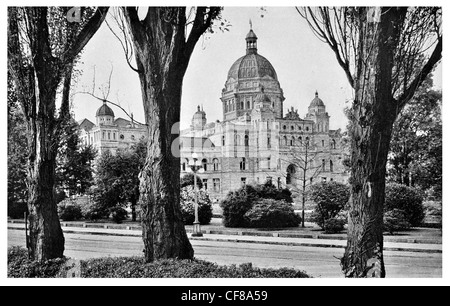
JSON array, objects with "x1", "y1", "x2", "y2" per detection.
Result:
[
  {"x1": 341, "y1": 8, "x2": 403, "y2": 277},
  {"x1": 136, "y1": 65, "x2": 193, "y2": 261}
]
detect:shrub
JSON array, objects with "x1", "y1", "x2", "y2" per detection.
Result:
[
  {"x1": 383, "y1": 209, "x2": 411, "y2": 234},
  {"x1": 323, "y1": 217, "x2": 346, "y2": 234},
  {"x1": 309, "y1": 182, "x2": 350, "y2": 229},
  {"x1": 220, "y1": 183, "x2": 294, "y2": 228},
  {"x1": 385, "y1": 183, "x2": 425, "y2": 227},
  {"x1": 110, "y1": 206, "x2": 128, "y2": 224},
  {"x1": 8, "y1": 201, "x2": 28, "y2": 219},
  {"x1": 80, "y1": 257, "x2": 311, "y2": 278},
  {"x1": 180, "y1": 186, "x2": 213, "y2": 225},
  {"x1": 244, "y1": 199, "x2": 301, "y2": 228},
  {"x1": 57, "y1": 199, "x2": 83, "y2": 221},
  {"x1": 8, "y1": 246, "x2": 68, "y2": 278},
  {"x1": 180, "y1": 173, "x2": 203, "y2": 189}
]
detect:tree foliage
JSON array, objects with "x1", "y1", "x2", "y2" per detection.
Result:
[
  {"x1": 388, "y1": 76, "x2": 442, "y2": 198},
  {"x1": 56, "y1": 118, "x2": 96, "y2": 196},
  {"x1": 92, "y1": 140, "x2": 147, "y2": 220},
  {"x1": 309, "y1": 181, "x2": 350, "y2": 229}
]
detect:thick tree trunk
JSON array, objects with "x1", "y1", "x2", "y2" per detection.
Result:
[
  {"x1": 136, "y1": 61, "x2": 194, "y2": 262},
  {"x1": 341, "y1": 8, "x2": 404, "y2": 277},
  {"x1": 26, "y1": 89, "x2": 65, "y2": 261}
]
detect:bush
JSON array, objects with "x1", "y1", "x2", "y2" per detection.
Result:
[
  {"x1": 57, "y1": 199, "x2": 83, "y2": 221},
  {"x1": 220, "y1": 183, "x2": 294, "y2": 228},
  {"x1": 323, "y1": 217, "x2": 346, "y2": 234},
  {"x1": 180, "y1": 173, "x2": 203, "y2": 189},
  {"x1": 385, "y1": 183, "x2": 425, "y2": 227},
  {"x1": 110, "y1": 206, "x2": 128, "y2": 224},
  {"x1": 8, "y1": 201, "x2": 28, "y2": 219},
  {"x1": 8, "y1": 246, "x2": 68, "y2": 278},
  {"x1": 309, "y1": 182, "x2": 350, "y2": 229},
  {"x1": 180, "y1": 186, "x2": 213, "y2": 225},
  {"x1": 383, "y1": 209, "x2": 411, "y2": 234},
  {"x1": 244, "y1": 199, "x2": 301, "y2": 228},
  {"x1": 80, "y1": 257, "x2": 310, "y2": 278}
]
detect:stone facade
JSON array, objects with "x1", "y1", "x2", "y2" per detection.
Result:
[
  {"x1": 180, "y1": 28, "x2": 349, "y2": 203},
  {"x1": 77, "y1": 102, "x2": 147, "y2": 156}
]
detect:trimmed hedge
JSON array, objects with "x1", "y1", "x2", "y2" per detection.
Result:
[
  {"x1": 244, "y1": 199, "x2": 301, "y2": 228},
  {"x1": 80, "y1": 257, "x2": 310, "y2": 278},
  {"x1": 180, "y1": 186, "x2": 213, "y2": 225},
  {"x1": 7, "y1": 247, "x2": 311, "y2": 278},
  {"x1": 220, "y1": 183, "x2": 294, "y2": 228},
  {"x1": 57, "y1": 199, "x2": 83, "y2": 221},
  {"x1": 7, "y1": 246, "x2": 68, "y2": 278},
  {"x1": 383, "y1": 209, "x2": 411, "y2": 234},
  {"x1": 309, "y1": 182, "x2": 350, "y2": 230},
  {"x1": 385, "y1": 183, "x2": 425, "y2": 227}
]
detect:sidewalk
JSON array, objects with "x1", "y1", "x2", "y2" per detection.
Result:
[{"x1": 8, "y1": 218, "x2": 442, "y2": 254}]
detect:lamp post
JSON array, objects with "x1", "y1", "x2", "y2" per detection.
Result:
[{"x1": 188, "y1": 152, "x2": 204, "y2": 237}]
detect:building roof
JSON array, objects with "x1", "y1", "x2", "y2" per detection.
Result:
[
  {"x1": 309, "y1": 91, "x2": 325, "y2": 108},
  {"x1": 96, "y1": 102, "x2": 115, "y2": 117},
  {"x1": 77, "y1": 118, "x2": 95, "y2": 131},
  {"x1": 227, "y1": 53, "x2": 278, "y2": 81}
]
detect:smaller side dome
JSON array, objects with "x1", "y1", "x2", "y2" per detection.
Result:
[
  {"x1": 309, "y1": 91, "x2": 325, "y2": 108},
  {"x1": 96, "y1": 101, "x2": 115, "y2": 117}
]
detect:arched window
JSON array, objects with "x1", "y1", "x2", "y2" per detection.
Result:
[
  {"x1": 283, "y1": 125, "x2": 287, "y2": 130},
  {"x1": 286, "y1": 164, "x2": 296, "y2": 185},
  {"x1": 202, "y1": 158, "x2": 208, "y2": 171},
  {"x1": 283, "y1": 136, "x2": 288, "y2": 146},
  {"x1": 240, "y1": 158, "x2": 246, "y2": 170},
  {"x1": 330, "y1": 160, "x2": 334, "y2": 172},
  {"x1": 322, "y1": 159, "x2": 326, "y2": 171},
  {"x1": 298, "y1": 136, "x2": 302, "y2": 145},
  {"x1": 290, "y1": 136, "x2": 295, "y2": 146},
  {"x1": 246, "y1": 101, "x2": 250, "y2": 109},
  {"x1": 306, "y1": 137, "x2": 310, "y2": 146},
  {"x1": 332, "y1": 139, "x2": 336, "y2": 149},
  {"x1": 306, "y1": 126, "x2": 310, "y2": 131},
  {"x1": 213, "y1": 158, "x2": 220, "y2": 171},
  {"x1": 322, "y1": 140, "x2": 325, "y2": 147},
  {"x1": 182, "y1": 161, "x2": 186, "y2": 171},
  {"x1": 222, "y1": 135, "x2": 225, "y2": 146},
  {"x1": 244, "y1": 134, "x2": 249, "y2": 147}
]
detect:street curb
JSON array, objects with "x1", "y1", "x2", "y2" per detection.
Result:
[
  {"x1": 189, "y1": 236, "x2": 442, "y2": 254},
  {"x1": 8, "y1": 219, "x2": 442, "y2": 245},
  {"x1": 8, "y1": 226, "x2": 442, "y2": 254}
]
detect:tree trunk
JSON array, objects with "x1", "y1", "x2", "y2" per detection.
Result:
[
  {"x1": 131, "y1": 198, "x2": 137, "y2": 222},
  {"x1": 26, "y1": 89, "x2": 65, "y2": 261},
  {"x1": 341, "y1": 8, "x2": 405, "y2": 277},
  {"x1": 135, "y1": 55, "x2": 193, "y2": 262}
]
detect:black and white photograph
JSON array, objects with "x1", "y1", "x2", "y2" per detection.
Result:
[{"x1": 3, "y1": 1, "x2": 446, "y2": 288}]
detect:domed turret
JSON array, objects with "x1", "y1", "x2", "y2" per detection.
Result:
[
  {"x1": 221, "y1": 24, "x2": 284, "y2": 121},
  {"x1": 309, "y1": 91, "x2": 325, "y2": 108},
  {"x1": 192, "y1": 105, "x2": 207, "y2": 130},
  {"x1": 96, "y1": 101, "x2": 115, "y2": 126}
]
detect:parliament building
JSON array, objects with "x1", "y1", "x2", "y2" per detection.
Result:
[{"x1": 179, "y1": 27, "x2": 349, "y2": 203}]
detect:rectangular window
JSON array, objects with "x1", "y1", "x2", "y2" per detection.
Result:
[
  {"x1": 113, "y1": 133, "x2": 116, "y2": 140},
  {"x1": 108, "y1": 132, "x2": 111, "y2": 140},
  {"x1": 267, "y1": 137, "x2": 271, "y2": 148},
  {"x1": 213, "y1": 178, "x2": 220, "y2": 192},
  {"x1": 241, "y1": 177, "x2": 246, "y2": 186},
  {"x1": 102, "y1": 131, "x2": 105, "y2": 139},
  {"x1": 202, "y1": 179, "x2": 208, "y2": 190}
]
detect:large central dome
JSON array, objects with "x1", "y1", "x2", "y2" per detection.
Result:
[{"x1": 227, "y1": 53, "x2": 278, "y2": 81}]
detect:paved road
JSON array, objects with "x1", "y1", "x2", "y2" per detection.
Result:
[{"x1": 8, "y1": 229, "x2": 441, "y2": 278}]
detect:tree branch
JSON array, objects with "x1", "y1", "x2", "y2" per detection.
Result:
[
  {"x1": 63, "y1": 7, "x2": 109, "y2": 65},
  {"x1": 396, "y1": 37, "x2": 442, "y2": 111}
]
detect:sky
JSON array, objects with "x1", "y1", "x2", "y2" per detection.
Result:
[{"x1": 72, "y1": 6, "x2": 442, "y2": 132}]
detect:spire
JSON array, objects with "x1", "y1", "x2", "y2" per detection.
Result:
[
  {"x1": 249, "y1": 19, "x2": 252, "y2": 30},
  {"x1": 245, "y1": 22, "x2": 258, "y2": 55},
  {"x1": 315, "y1": 90, "x2": 318, "y2": 97},
  {"x1": 197, "y1": 105, "x2": 201, "y2": 112}
]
